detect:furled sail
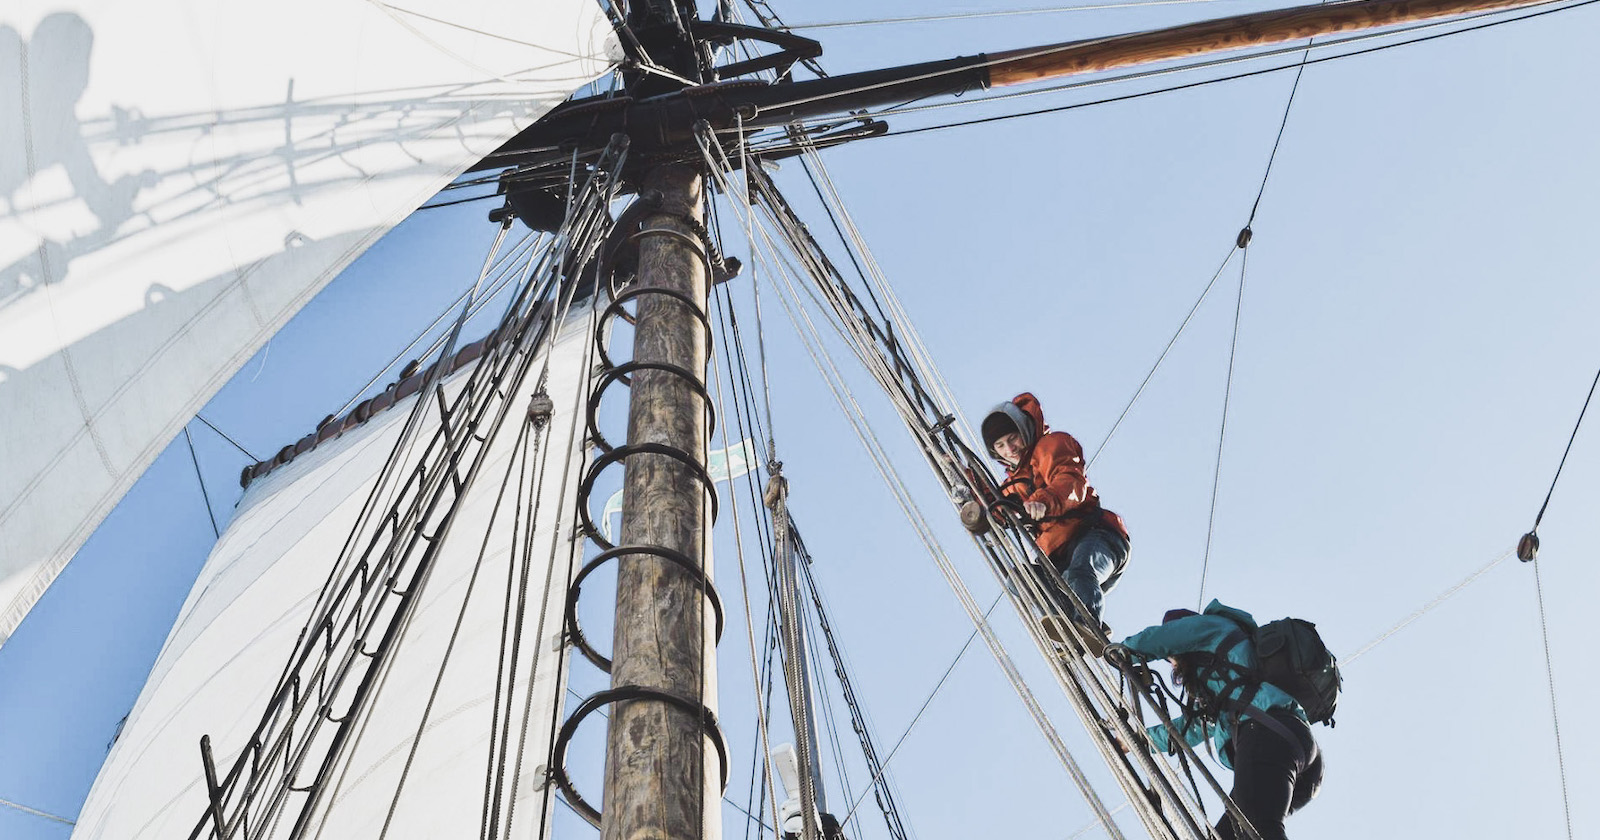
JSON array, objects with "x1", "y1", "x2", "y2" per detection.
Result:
[
  {"x1": 0, "y1": 0, "x2": 620, "y2": 644},
  {"x1": 71, "y1": 301, "x2": 596, "y2": 839}
]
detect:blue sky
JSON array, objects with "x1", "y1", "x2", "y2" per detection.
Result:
[{"x1": 3, "y1": 0, "x2": 1598, "y2": 837}]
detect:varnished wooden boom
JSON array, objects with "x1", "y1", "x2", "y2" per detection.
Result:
[{"x1": 988, "y1": 0, "x2": 1554, "y2": 85}]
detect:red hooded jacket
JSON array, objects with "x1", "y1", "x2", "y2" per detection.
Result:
[{"x1": 995, "y1": 393, "x2": 1128, "y2": 557}]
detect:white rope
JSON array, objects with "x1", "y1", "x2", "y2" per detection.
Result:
[
  {"x1": 1531, "y1": 556, "x2": 1574, "y2": 840},
  {"x1": 1343, "y1": 546, "x2": 1514, "y2": 664},
  {"x1": 703, "y1": 139, "x2": 1229, "y2": 839},
  {"x1": 0, "y1": 796, "x2": 74, "y2": 826},
  {"x1": 707, "y1": 323, "x2": 788, "y2": 838},
  {"x1": 699, "y1": 149, "x2": 1131, "y2": 839}
]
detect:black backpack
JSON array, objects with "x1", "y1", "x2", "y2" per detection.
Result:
[{"x1": 1243, "y1": 617, "x2": 1342, "y2": 726}]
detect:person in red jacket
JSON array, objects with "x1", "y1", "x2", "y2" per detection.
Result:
[{"x1": 979, "y1": 393, "x2": 1130, "y2": 636}]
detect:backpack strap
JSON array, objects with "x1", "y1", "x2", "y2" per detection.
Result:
[
  {"x1": 1201, "y1": 624, "x2": 1311, "y2": 762},
  {"x1": 1219, "y1": 700, "x2": 1309, "y2": 764}
]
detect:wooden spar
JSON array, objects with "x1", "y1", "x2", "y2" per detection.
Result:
[
  {"x1": 983, "y1": 0, "x2": 1560, "y2": 86},
  {"x1": 481, "y1": 0, "x2": 1562, "y2": 162},
  {"x1": 600, "y1": 163, "x2": 721, "y2": 840}
]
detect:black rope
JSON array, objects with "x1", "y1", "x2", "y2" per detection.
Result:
[
  {"x1": 837, "y1": 594, "x2": 1003, "y2": 824},
  {"x1": 194, "y1": 413, "x2": 258, "y2": 462},
  {"x1": 855, "y1": 0, "x2": 1600, "y2": 143},
  {"x1": 798, "y1": 545, "x2": 913, "y2": 840},
  {"x1": 1531, "y1": 362, "x2": 1600, "y2": 531},
  {"x1": 419, "y1": 191, "x2": 501, "y2": 211},
  {"x1": 1245, "y1": 21, "x2": 1318, "y2": 226},
  {"x1": 183, "y1": 426, "x2": 221, "y2": 538}
]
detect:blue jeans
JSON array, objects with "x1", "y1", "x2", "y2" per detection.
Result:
[{"x1": 1051, "y1": 527, "x2": 1129, "y2": 622}]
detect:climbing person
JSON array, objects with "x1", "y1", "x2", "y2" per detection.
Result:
[
  {"x1": 973, "y1": 392, "x2": 1129, "y2": 644},
  {"x1": 1104, "y1": 601, "x2": 1331, "y2": 840}
]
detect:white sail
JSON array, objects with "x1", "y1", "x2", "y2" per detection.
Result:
[
  {"x1": 70, "y1": 303, "x2": 596, "y2": 840},
  {"x1": 0, "y1": 0, "x2": 619, "y2": 644}
]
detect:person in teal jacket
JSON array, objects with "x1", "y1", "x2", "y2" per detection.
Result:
[{"x1": 1109, "y1": 600, "x2": 1324, "y2": 840}]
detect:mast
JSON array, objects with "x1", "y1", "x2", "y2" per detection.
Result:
[{"x1": 601, "y1": 0, "x2": 723, "y2": 837}]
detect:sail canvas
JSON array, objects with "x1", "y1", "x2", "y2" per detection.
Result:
[
  {"x1": 0, "y1": 0, "x2": 619, "y2": 645},
  {"x1": 70, "y1": 302, "x2": 596, "y2": 839}
]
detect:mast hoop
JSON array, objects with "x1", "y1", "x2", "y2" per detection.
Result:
[
  {"x1": 564, "y1": 544, "x2": 726, "y2": 672},
  {"x1": 586, "y1": 361, "x2": 717, "y2": 454},
  {"x1": 595, "y1": 284, "x2": 716, "y2": 371},
  {"x1": 577, "y1": 441, "x2": 721, "y2": 552},
  {"x1": 629, "y1": 226, "x2": 711, "y2": 261},
  {"x1": 550, "y1": 684, "x2": 731, "y2": 828}
]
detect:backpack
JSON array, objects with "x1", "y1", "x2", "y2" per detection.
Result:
[{"x1": 1246, "y1": 617, "x2": 1342, "y2": 726}]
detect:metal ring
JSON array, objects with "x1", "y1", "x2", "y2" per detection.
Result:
[
  {"x1": 549, "y1": 684, "x2": 731, "y2": 828},
  {"x1": 585, "y1": 360, "x2": 716, "y2": 454},
  {"x1": 597, "y1": 285, "x2": 715, "y2": 367},
  {"x1": 577, "y1": 442, "x2": 720, "y2": 552},
  {"x1": 629, "y1": 226, "x2": 711, "y2": 266},
  {"x1": 564, "y1": 544, "x2": 726, "y2": 673}
]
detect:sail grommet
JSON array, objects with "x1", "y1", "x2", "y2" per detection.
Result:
[
  {"x1": 550, "y1": 684, "x2": 731, "y2": 828},
  {"x1": 564, "y1": 544, "x2": 726, "y2": 673},
  {"x1": 1518, "y1": 530, "x2": 1540, "y2": 562}
]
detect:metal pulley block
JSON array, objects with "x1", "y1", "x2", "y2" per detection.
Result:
[
  {"x1": 958, "y1": 500, "x2": 990, "y2": 535},
  {"x1": 1517, "y1": 530, "x2": 1540, "y2": 562},
  {"x1": 528, "y1": 391, "x2": 555, "y2": 426}
]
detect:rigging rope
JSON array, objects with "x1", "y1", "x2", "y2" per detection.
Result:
[
  {"x1": 764, "y1": 0, "x2": 1597, "y2": 144},
  {"x1": 708, "y1": 342, "x2": 788, "y2": 840},
  {"x1": 1531, "y1": 556, "x2": 1573, "y2": 840},
  {"x1": 701, "y1": 145, "x2": 1153, "y2": 840},
  {"x1": 779, "y1": 0, "x2": 1245, "y2": 29},
  {"x1": 1514, "y1": 359, "x2": 1598, "y2": 839},
  {"x1": 182, "y1": 426, "x2": 221, "y2": 538},
  {"x1": 837, "y1": 593, "x2": 1001, "y2": 830},
  {"x1": 0, "y1": 796, "x2": 75, "y2": 826},
  {"x1": 1088, "y1": 245, "x2": 1238, "y2": 470},
  {"x1": 185, "y1": 142, "x2": 627, "y2": 840},
  {"x1": 1527, "y1": 361, "x2": 1600, "y2": 534},
  {"x1": 193, "y1": 414, "x2": 258, "y2": 462},
  {"x1": 704, "y1": 130, "x2": 1272, "y2": 839},
  {"x1": 1197, "y1": 245, "x2": 1249, "y2": 607},
  {"x1": 1342, "y1": 546, "x2": 1514, "y2": 664}
]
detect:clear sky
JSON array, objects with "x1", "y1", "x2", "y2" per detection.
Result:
[{"x1": 2, "y1": 0, "x2": 1598, "y2": 838}]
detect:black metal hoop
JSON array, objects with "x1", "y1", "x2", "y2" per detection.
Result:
[
  {"x1": 597, "y1": 285, "x2": 715, "y2": 368},
  {"x1": 585, "y1": 360, "x2": 717, "y2": 454},
  {"x1": 564, "y1": 544, "x2": 726, "y2": 672},
  {"x1": 577, "y1": 442, "x2": 721, "y2": 552},
  {"x1": 549, "y1": 684, "x2": 731, "y2": 828}
]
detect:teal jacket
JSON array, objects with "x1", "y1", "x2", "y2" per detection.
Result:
[{"x1": 1118, "y1": 600, "x2": 1307, "y2": 769}]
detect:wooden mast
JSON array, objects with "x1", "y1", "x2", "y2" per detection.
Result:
[{"x1": 599, "y1": 1, "x2": 721, "y2": 839}]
